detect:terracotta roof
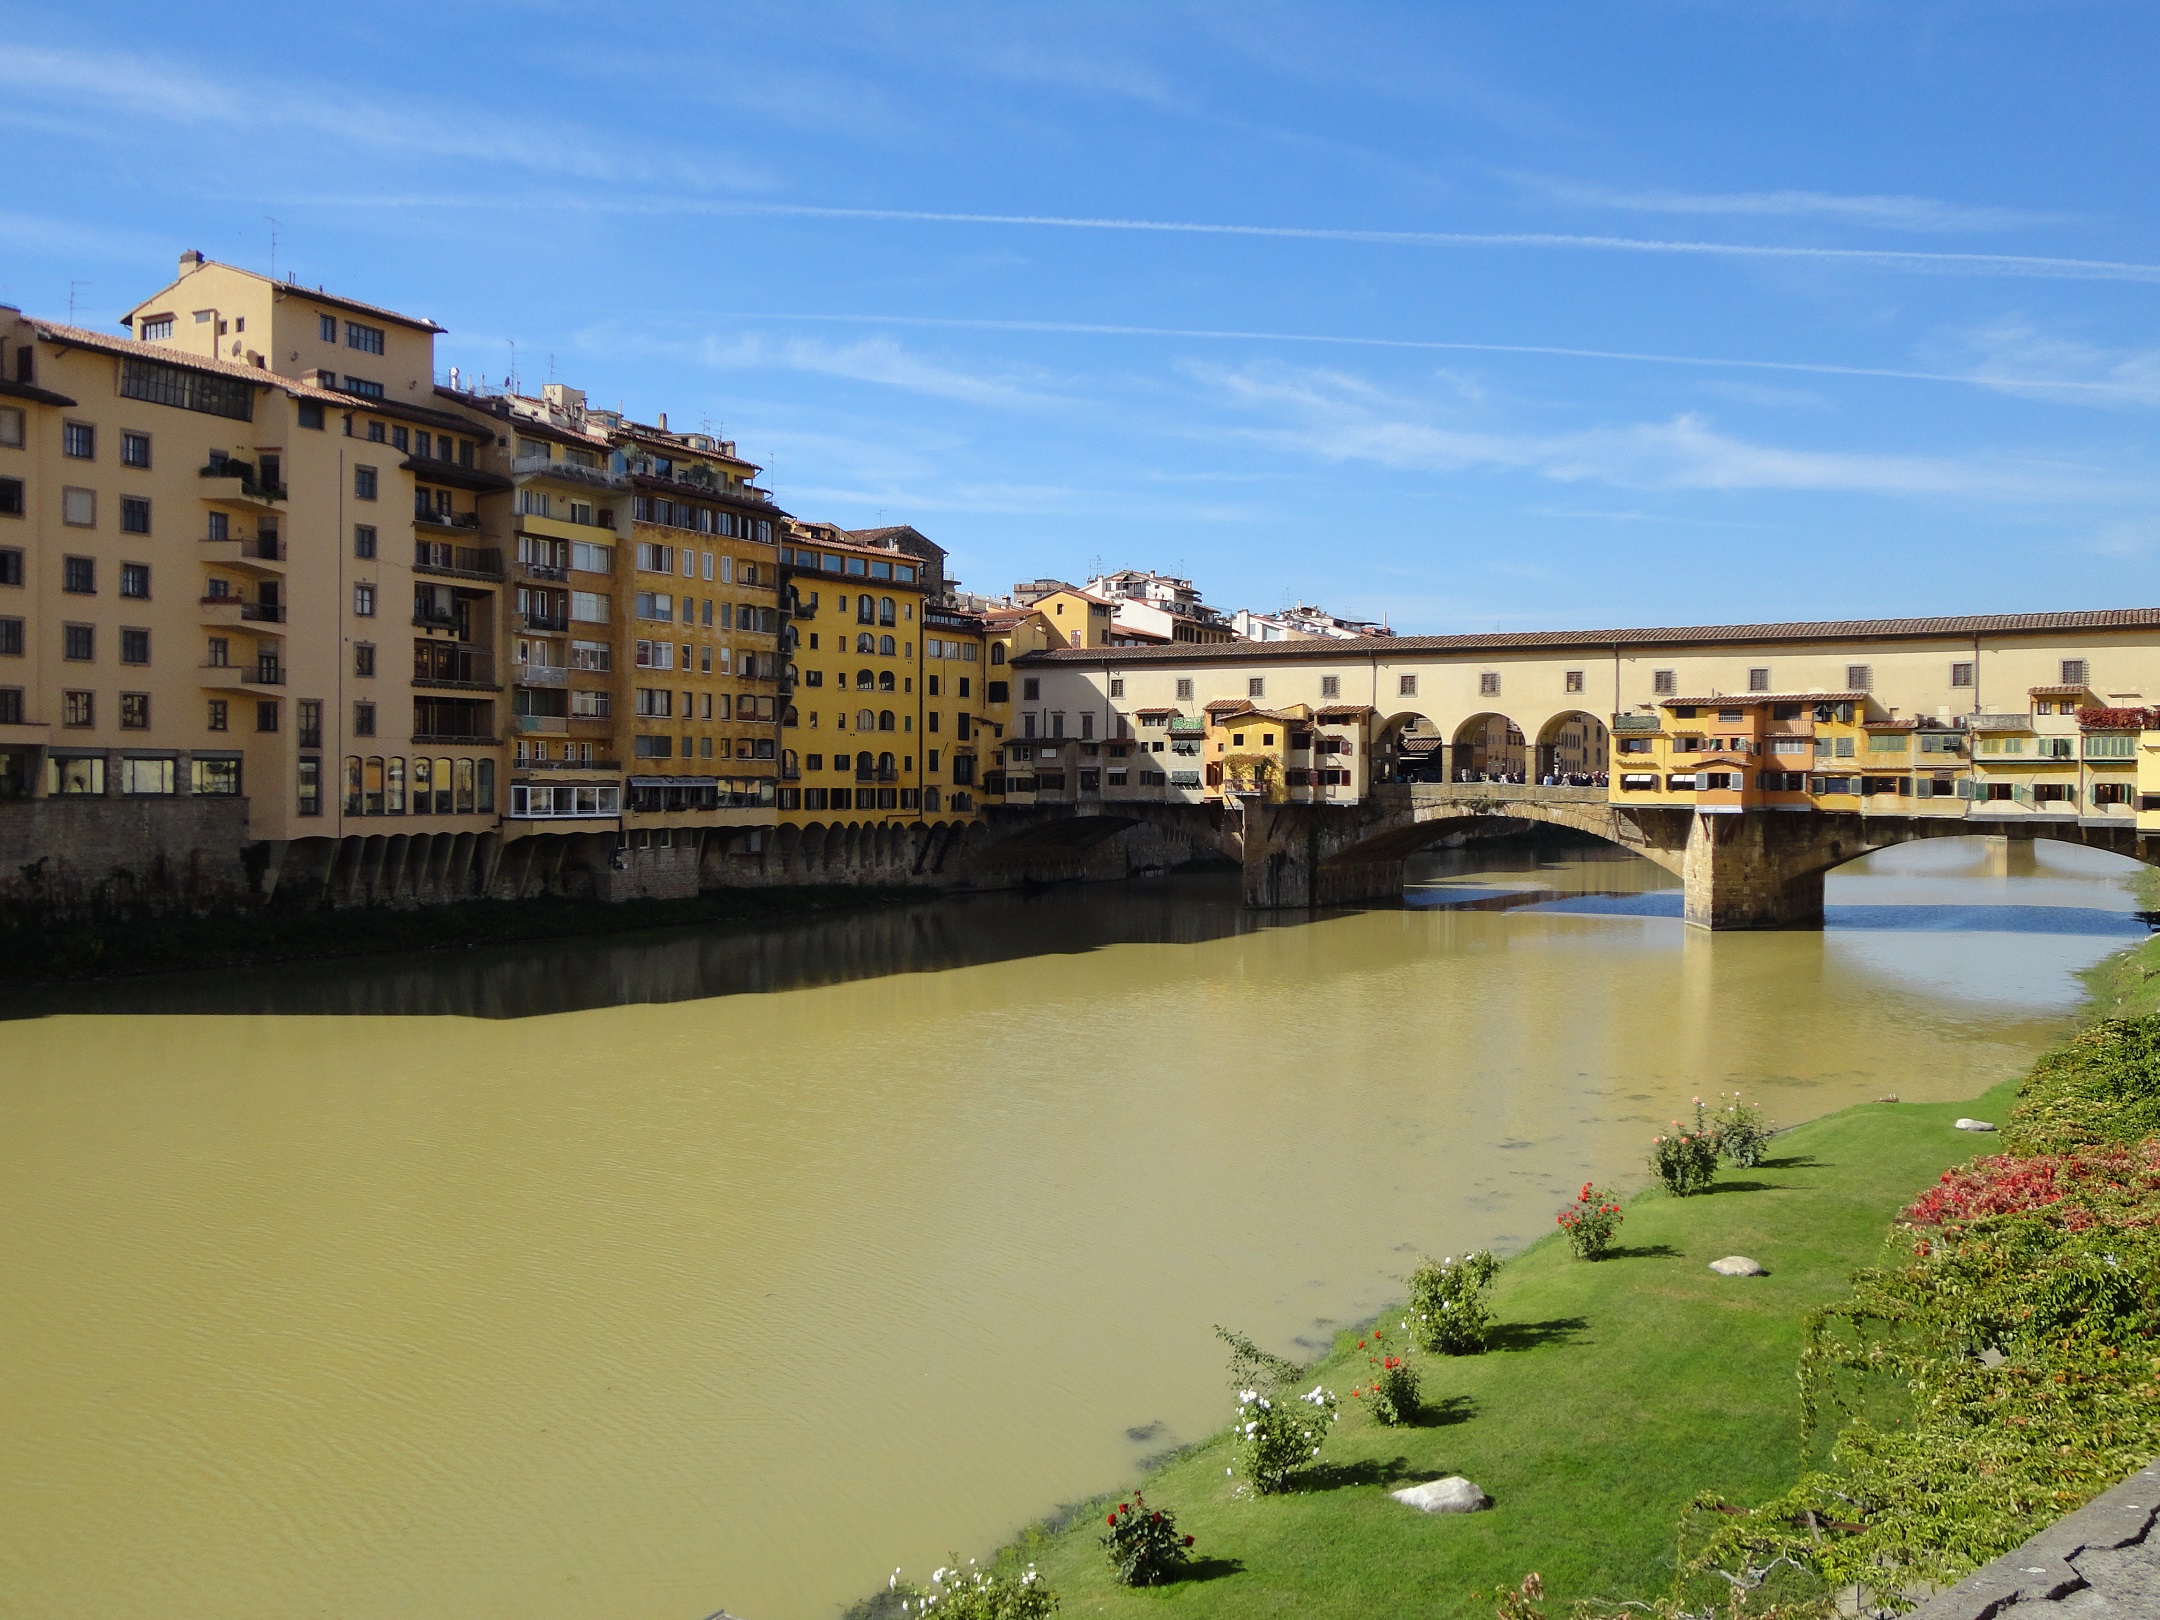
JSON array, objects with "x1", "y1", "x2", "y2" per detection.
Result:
[
  {"x1": 1017, "y1": 608, "x2": 2160, "y2": 665},
  {"x1": 1134, "y1": 706, "x2": 1182, "y2": 717},
  {"x1": 1315, "y1": 704, "x2": 1377, "y2": 720},
  {"x1": 1204, "y1": 698, "x2": 1255, "y2": 714},
  {"x1": 2028, "y1": 684, "x2": 2091, "y2": 696},
  {"x1": 31, "y1": 319, "x2": 345, "y2": 401},
  {"x1": 0, "y1": 375, "x2": 76, "y2": 408},
  {"x1": 1659, "y1": 691, "x2": 1869, "y2": 708},
  {"x1": 1863, "y1": 719, "x2": 1920, "y2": 731}
]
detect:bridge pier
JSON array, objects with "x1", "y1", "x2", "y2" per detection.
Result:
[{"x1": 1680, "y1": 812, "x2": 1828, "y2": 930}]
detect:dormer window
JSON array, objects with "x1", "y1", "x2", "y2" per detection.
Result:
[{"x1": 139, "y1": 316, "x2": 174, "y2": 342}]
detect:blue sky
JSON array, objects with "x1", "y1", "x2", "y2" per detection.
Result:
[{"x1": 4, "y1": 2, "x2": 2156, "y2": 632}]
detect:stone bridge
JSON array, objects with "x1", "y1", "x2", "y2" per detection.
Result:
[{"x1": 1236, "y1": 784, "x2": 2160, "y2": 928}]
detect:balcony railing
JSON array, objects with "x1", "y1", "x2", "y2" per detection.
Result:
[
  {"x1": 518, "y1": 610, "x2": 570, "y2": 633},
  {"x1": 198, "y1": 463, "x2": 286, "y2": 503},
  {"x1": 201, "y1": 534, "x2": 286, "y2": 562},
  {"x1": 415, "y1": 503, "x2": 482, "y2": 530},
  {"x1": 414, "y1": 542, "x2": 504, "y2": 579},
  {"x1": 511, "y1": 455, "x2": 625, "y2": 490},
  {"x1": 516, "y1": 559, "x2": 569, "y2": 582},
  {"x1": 250, "y1": 660, "x2": 285, "y2": 685},
  {"x1": 413, "y1": 608, "x2": 462, "y2": 631},
  {"x1": 200, "y1": 595, "x2": 287, "y2": 623},
  {"x1": 516, "y1": 664, "x2": 569, "y2": 686},
  {"x1": 516, "y1": 715, "x2": 569, "y2": 734}
]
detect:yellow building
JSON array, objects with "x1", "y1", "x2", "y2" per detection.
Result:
[{"x1": 775, "y1": 525, "x2": 929, "y2": 822}]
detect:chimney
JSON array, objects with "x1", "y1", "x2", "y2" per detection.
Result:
[
  {"x1": 657, "y1": 411, "x2": 668, "y2": 432},
  {"x1": 178, "y1": 249, "x2": 205, "y2": 276}
]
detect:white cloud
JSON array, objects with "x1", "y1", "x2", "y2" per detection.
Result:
[
  {"x1": 1517, "y1": 175, "x2": 2066, "y2": 233},
  {"x1": 1933, "y1": 321, "x2": 2160, "y2": 409},
  {"x1": 693, "y1": 333, "x2": 1066, "y2": 408},
  {"x1": 1189, "y1": 361, "x2": 2150, "y2": 502}
]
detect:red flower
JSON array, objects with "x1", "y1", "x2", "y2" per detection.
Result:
[
  {"x1": 1107, "y1": 1513, "x2": 1117, "y2": 1526},
  {"x1": 1183, "y1": 1534, "x2": 1195, "y2": 1546}
]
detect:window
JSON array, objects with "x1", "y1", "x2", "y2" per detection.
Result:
[
  {"x1": 1652, "y1": 669, "x2": 1676, "y2": 696},
  {"x1": 119, "y1": 692, "x2": 149, "y2": 729},
  {"x1": 1479, "y1": 671, "x2": 1500, "y2": 696},
  {"x1": 120, "y1": 495, "x2": 151, "y2": 535},
  {"x1": 63, "y1": 624, "x2": 93, "y2": 661},
  {"x1": 121, "y1": 431, "x2": 151, "y2": 468},
  {"x1": 1398, "y1": 674, "x2": 1417, "y2": 697},
  {"x1": 352, "y1": 464, "x2": 380, "y2": 501},
  {"x1": 0, "y1": 406, "x2": 18, "y2": 446},
  {"x1": 119, "y1": 562, "x2": 150, "y2": 599},
  {"x1": 1745, "y1": 667, "x2": 1770, "y2": 692},
  {"x1": 297, "y1": 399, "x2": 325, "y2": 430},
  {"x1": 62, "y1": 690, "x2": 93, "y2": 727},
  {"x1": 297, "y1": 757, "x2": 322, "y2": 816},
  {"x1": 63, "y1": 487, "x2": 95, "y2": 526},
  {"x1": 193, "y1": 756, "x2": 240, "y2": 795},
  {"x1": 353, "y1": 583, "x2": 376, "y2": 617},
  {"x1": 571, "y1": 541, "x2": 612, "y2": 574},
  {"x1": 256, "y1": 700, "x2": 279, "y2": 733},
  {"x1": 0, "y1": 618, "x2": 18, "y2": 656},
  {"x1": 1175, "y1": 677, "x2": 1193, "y2": 701},
  {"x1": 48, "y1": 754, "x2": 103, "y2": 793},
  {"x1": 120, "y1": 628, "x2": 149, "y2": 664},
  {"x1": 354, "y1": 642, "x2": 375, "y2": 678},
  {"x1": 353, "y1": 701, "x2": 376, "y2": 737},
  {"x1": 1023, "y1": 677, "x2": 1041, "y2": 701},
  {"x1": 1316, "y1": 675, "x2": 1341, "y2": 700},
  {"x1": 635, "y1": 591, "x2": 673, "y2": 622},
  {"x1": 366, "y1": 420, "x2": 385, "y2": 441},
  {"x1": 63, "y1": 422, "x2": 95, "y2": 459},
  {"x1": 1247, "y1": 677, "x2": 1266, "y2": 698},
  {"x1": 118, "y1": 357, "x2": 254, "y2": 420},
  {"x1": 352, "y1": 524, "x2": 378, "y2": 559},
  {"x1": 319, "y1": 313, "x2": 339, "y2": 342},
  {"x1": 297, "y1": 699, "x2": 323, "y2": 749},
  {"x1": 345, "y1": 321, "x2": 386, "y2": 354},
  {"x1": 2061, "y1": 659, "x2": 2089, "y2": 686},
  {"x1": 1846, "y1": 664, "x2": 1872, "y2": 692},
  {"x1": 63, "y1": 555, "x2": 94, "y2": 594},
  {"x1": 0, "y1": 480, "x2": 19, "y2": 518},
  {"x1": 136, "y1": 315, "x2": 176, "y2": 342},
  {"x1": 1558, "y1": 669, "x2": 1583, "y2": 694},
  {"x1": 207, "y1": 698, "x2": 228, "y2": 731},
  {"x1": 1950, "y1": 661, "x2": 1975, "y2": 688}
]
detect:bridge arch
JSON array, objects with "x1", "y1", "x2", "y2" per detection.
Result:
[
  {"x1": 1374, "y1": 710, "x2": 1444, "y2": 781},
  {"x1": 1533, "y1": 709, "x2": 1611, "y2": 786},
  {"x1": 1450, "y1": 711, "x2": 1526, "y2": 783}
]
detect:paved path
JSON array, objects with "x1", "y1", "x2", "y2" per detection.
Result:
[{"x1": 1906, "y1": 1462, "x2": 2160, "y2": 1619}]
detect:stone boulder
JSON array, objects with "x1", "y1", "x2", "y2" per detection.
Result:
[
  {"x1": 1709, "y1": 1256, "x2": 1766, "y2": 1277},
  {"x1": 1391, "y1": 1476, "x2": 1490, "y2": 1514},
  {"x1": 1955, "y1": 1118, "x2": 1998, "y2": 1132}
]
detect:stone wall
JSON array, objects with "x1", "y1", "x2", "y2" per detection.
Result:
[{"x1": 0, "y1": 796, "x2": 257, "y2": 922}]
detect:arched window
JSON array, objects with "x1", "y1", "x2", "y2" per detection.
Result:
[
  {"x1": 879, "y1": 751, "x2": 895, "y2": 771},
  {"x1": 386, "y1": 756, "x2": 406, "y2": 813},
  {"x1": 857, "y1": 709, "x2": 875, "y2": 730},
  {"x1": 857, "y1": 596, "x2": 875, "y2": 625},
  {"x1": 878, "y1": 711, "x2": 895, "y2": 732},
  {"x1": 435, "y1": 757, "x2": 453, "y2": 813},
  {"x1": 455, "y1": 758, "x2": 476, "y2": 813},
  {"x1": 363, "y1": 756, "x2": 385, "y2": 814},
  {"x1": 923, "y1": 787, "x2": 941, "y2": 812},
  {"x1": 410, "y1": 756, "x2": 432, "y2": 813},
  {"x1": 856, "y1": 632, "x2": 875, "y2": 653},
  {"x1": 784, "y1": 706, "x2": 799, "y2": 727},
  {"x1": 878, "y1": 670, "x2": 895, "y2": 691},
  {"x1": 878, "y1": 635, "x2": 896, "y2": 657},
  {"x1": 857, "y1": 669, "x2": 875, "y2": 689},
  {"x1": 990, "y1": 644, "x2": 1006, "y2": 665},
  {"x1": 783, "y1": 749, "x2": 798, "y2": 773},
  {"x1": 344, "y1": 756, "x2": 363, "y2": 814},
  {"x1": 879, "y1": 596, "x2": 895, "y2": 626}
]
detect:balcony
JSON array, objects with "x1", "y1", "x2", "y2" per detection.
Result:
[
  {"x1": 517, "y1": 756, "x2": 624, "y2": 772},
  {"x1": 197, "y1": 462, "x2": 285, "y2": 509},
  {"x1": 516, "y1": 664, "x2": 569, "y2": 686},
  {"x1": 200, "y1": 595, "x2": 287, "y2": 627},
  {"x1": 519, "y1": 610, "x2": 570, "y2": 633},
  {"x1": 414, "y1": 649, "x2": 498, "y2": 691},
  {"x1": 200, "y1": 659, "x2": 285, "y2": 689},
  {"x1": 516, "y1": 558, "x2": 570, "y2": 583},
  {"x1": 201, "y1": 533, "x2": 286, "y2": 575},
  {"x1": 413, "y1": 730, "x2": 498, "y2": 745},
  {"x1": 1970, "y1": 713, "x2": 2033, "y2": 732},
  {"x1": 414, "y1": 541, "x2": 504, "y2": 580},
  {"x1": 510, "y1": 454, "x2": 625, "y2": 490},
  {"x1": 853, "y1": 767, "x2": 900, "y2": 784},
  {"x1": 415, "y1": 505, "x2": 483, "y2": 532},
  {"x1": 413, "y1": 606, "x2": 463, "y2": 631},
  {"x1": 516, "y1": 715, "x2": 569, "y2": 734}
]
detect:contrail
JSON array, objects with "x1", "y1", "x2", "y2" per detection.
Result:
[
  {"x1": 288, "y1": 193, "x2": 2160, "y2": 286},
  {"x1": 708, "y1": 310, "x2": 2157, "y2": 400}
]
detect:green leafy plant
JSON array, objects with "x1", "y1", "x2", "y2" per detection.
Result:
[
  {"x1": 1708, "y1": 1093, "x2": 1774, "y2": 1168},
  {"x1": 1098, "y1": 1494, "x2": 1194, "y2": 1586},
  {"x1": 1407, "y1": 1249, "x2": 1499, "y2": 1354},
  {"x1": 1650, "y1": 1110, "x2": 1720, "y2": 1196},
  {"x1": 1348, "y1": 1324, "x2": 1420, "y2": 1424},
  {"x1": 1556, "y1": 1181, "x2": 1625, "y2": 1259},
  {"x1": 1214, "y1": 1325, "x2": 1338, "y2": 1493},
  {"x1": 889, "y1": 1560, "x2": 1057, "y2": 1618}
]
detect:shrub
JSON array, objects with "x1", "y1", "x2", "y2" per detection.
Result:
[
  {"x1": 1708, "y1": 1093, "x2": 1774, "y2": 1167},
  {"x1": 2007, "y1": 1014, "x2": 2160, "y2": 1153},
  {"x1": 1649, "y1": 1114, "x2": 1719, "y2": 1196},
  {"x1": 889, "y1": 1560, "x2": 1057, "y2": 1618},
  {"x1": 1902, "y1": 1142, "x2": 2160, "y2": 1233},
  {"x1": 1407, "y1": 1250, "x2": 1499, "y2": 1354},
  {"x1": 1215, "y1": 1325, "x2": 1337, "y2": 1493},
  {"x1": 1556, "y1": 1182, "x2": 1625, "y2": 1259},
  {"x1": 1098, "y1": 1494, "x2": 1193, "y2": 1586},
  {"x1": 1348, "y1": 1325, "x2": 1421, "y2": 1424}
]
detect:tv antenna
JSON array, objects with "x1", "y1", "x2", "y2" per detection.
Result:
[
  {"x1": 67, "y1": 280, "x2": 90, "y2": 321},
  {"x1": 265, "y1": 216, "x2": 281, "y2": 279}
]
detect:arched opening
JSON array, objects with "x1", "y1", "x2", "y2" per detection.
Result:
[
  {"x1": 1450, "y1": 712, "x2": 1525, "y2": 782},
  {"x1": 856, "y1": 669, "x2": 875, "y2": 689},
  {"x1": 878, "y1": 711, "x2": 896, "y2": 731},
  {"x1": 1535, "y1": 710, "x2": 1611, "y2": 787},
  {"x1": 1374, "y1": 711, "x2": 1443, "y2": 782},
  {"x1": 878, "y1": 670, "x2": 895, "y2": 692}
]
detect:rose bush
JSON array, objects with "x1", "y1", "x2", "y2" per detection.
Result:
[
  {"x1": 1098, "y1": 1494, "x2": 1193, "y2": 1586},
  {"x1": 1556, "y1": 1181, "x2": 1625, "y2": 1259},
  {"x1": 1407, "y1": 1249, "x2": 1499, "y2": 1354},
  {"x1": 1348, "y1": 1325, "x2": 1420, "y2": 1425}
]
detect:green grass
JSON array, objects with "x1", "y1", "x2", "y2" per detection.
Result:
[
  {"x1": 1005, "y1": 1079, "x2": 2027, "y2": 1619},
  {"x1": 2079, "y1": 929, "x2": 2160, "y2": 1019}
]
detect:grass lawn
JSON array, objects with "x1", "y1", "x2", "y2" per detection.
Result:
[{"x1": 1012, "y1": 1077, "x2": 2028, "y2": 1618}]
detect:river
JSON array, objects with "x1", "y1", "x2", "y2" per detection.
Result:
[{"x1": 0, "y1": 836, "x2": 2144, "y2": 1619}]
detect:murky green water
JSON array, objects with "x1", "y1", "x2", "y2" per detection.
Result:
[{"x1": 0, "y1": 837, "x2": 2142, "y2": 1619}]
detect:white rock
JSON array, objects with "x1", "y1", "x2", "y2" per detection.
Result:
[
  {"x1": 1709, "y1": 1256, "x2": 1766, "y2": 1277},
  {"x1": 1391, "y1": 1475, "x2": 1489, "y2": 1514},
  {"x1": 1955, "y1": 1118, "x2": 1998, "y2": 1132}
]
